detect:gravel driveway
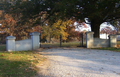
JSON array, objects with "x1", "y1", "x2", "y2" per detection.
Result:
[{"x1": 36, "y1": 48, "x2": 120, "y2": 77}]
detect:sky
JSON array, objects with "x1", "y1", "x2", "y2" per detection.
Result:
[{"x1": 74, "y1": 22, "x2": 115, "y2": 32}]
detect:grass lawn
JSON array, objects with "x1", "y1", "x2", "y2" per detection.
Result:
[
  {"x1": 93, "y1": 47, "x2": 120, "y2": 52},
  {"x1": 0, "y1": 49, "x2": 46, "y2": 77},
  {"x1": 41, "y1": 41, "x2": 86, "y2": 47}
]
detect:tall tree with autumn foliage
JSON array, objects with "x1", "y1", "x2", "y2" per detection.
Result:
[
  {"x1": 44, "y1": 0, "x2": 120, "y2": 38},
  {"x1": 52, "y1": 19, "x2": 71, "y2": 41},
  {"x1": 0, "y1": 13, "x2": 17, "y2": 36},
  {"x1": 1, "y1": 0, "x2": 120, "y2": 38}
]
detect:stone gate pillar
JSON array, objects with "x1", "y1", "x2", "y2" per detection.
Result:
[
  {"x1": 6, "y1": 36, "x2": 16, "y2": 52},
  {"x1": 30, "y1": 32, "x2": 40, "y2": 50},
  {"x1": 109, "y1": 35, "x2": 117, "y2": 47},
  {"x1": 85, "y1": 32, "x2": 94, "y2": 48}
]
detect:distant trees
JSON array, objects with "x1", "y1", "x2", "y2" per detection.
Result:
[
  {"x1": 100, "y1": 26, "x2": 116, "y2": 39},
  {"x1": 101, "y1": 26, "x2": 117, "y2": 35},
  {"x1": 0, "y1": 13, "x2": 17, "y2": 36},
  {"x1": 110, "y1": 19, "x2": 120, "y2": 34},
  {"x1": 101, "y1": 26, "x2": 113, "y2": 34},
  {"x1": 0, "y1": 10, "x2": 41, "y2": 40}
]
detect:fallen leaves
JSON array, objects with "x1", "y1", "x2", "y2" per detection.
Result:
[
  {"x1": 67, "y1": 73, "x2": 71, "y2": 75},
  {"x1": 117, "y1": 44, "x2": 120, "y2": 47},
  {"x1": 1, "y1": 53, "x2": 5, "y2": 56},
  {"x1": 10, "y1": 53, "x2": 13, "y2": 55}
]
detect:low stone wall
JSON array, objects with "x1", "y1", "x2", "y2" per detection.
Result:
[
  {"x1": 117, "y1": 35, "x2": 120, "y2": 41},
  {"x1": 6, "y1": 32, "x2": 40, "y2": 52},
  {"x1": 93, "y1": 38, "x2": 109, "y2": 47},
  {"x1": 85, "y1": 32, "x2": 117, "y2": 48},
  {"x1": 15, "y1": 39, "x2": 32, "y2": 51}
]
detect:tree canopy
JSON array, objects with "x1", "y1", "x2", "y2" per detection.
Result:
[
  {"x1": 44, "y1": 0, "x2": 120, "y2": 37},
  {"x1": 0, "y1": 0, "x2": 120, "y2": 38}
]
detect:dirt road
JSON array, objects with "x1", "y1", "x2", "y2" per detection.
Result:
[{"x1": 35, "y1": 48, "x2": 120, "y2": 77}]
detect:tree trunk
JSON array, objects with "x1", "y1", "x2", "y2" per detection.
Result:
[
  {"x1": 91, "y1": 20, "x2": 101, "y2": 38},
  {"x1": 81, "y1": 33, "x2": 83, "y2": 47},
  {"x1": 60, "y1": 35, "x2": 62, "y2": 47},
  {"x1": 49, "y1": 34, "x2": 52, "y2": 43}
]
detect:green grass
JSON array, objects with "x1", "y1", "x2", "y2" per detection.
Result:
[
  {"x1": 41, "y1": 41, "x2": 86, "y2": 47},
  {"x1": 93, "y1": 47, "x2": 120, "y2": 52},
  {"x1": 0, "y1": 50, "x2": 46, "y2": 77}
]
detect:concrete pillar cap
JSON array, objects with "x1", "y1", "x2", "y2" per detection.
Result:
[
  {"x1": 108, "y1": 34, "x2": 117, "y2": 37},
  {"x1": 30, "y1": 32, "x2": 40, "y2": 36},
  {"x1": 6, "y1": 36, "x2": 16, "y2": 40},
  {"x1": 85, "y1": 31, "x2": 94, "y2": 34}
]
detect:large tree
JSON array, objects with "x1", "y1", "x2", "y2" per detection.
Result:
[
  {"x1": 1, "y1": 0, "x2": 120, "y2": 38},
  {"x1": 44, "y1": 0, "x2": 120, "y2": 37},
  {"x1": 0, "y1": 13, "x2": 17, "y2": 36}
]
